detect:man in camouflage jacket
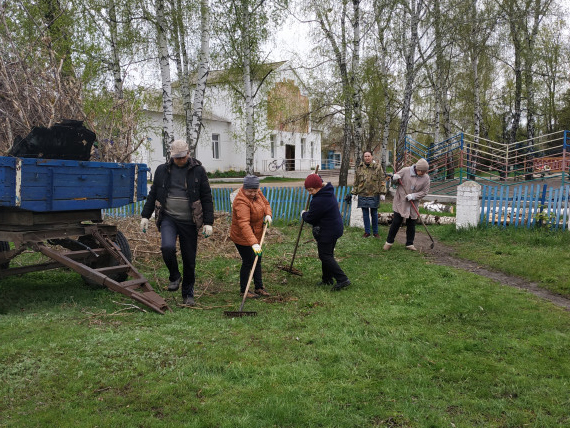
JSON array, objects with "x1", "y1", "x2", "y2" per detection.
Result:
[{"x1": 347, "y1": 151, "x2": 387, "y2": 238}]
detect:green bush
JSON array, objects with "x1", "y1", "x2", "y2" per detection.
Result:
[{"x1": 207, "y1": 170, "x2": 247, "y2": 178}]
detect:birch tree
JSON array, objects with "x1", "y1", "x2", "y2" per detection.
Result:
[
  {"x1": 189, "y1": 0, "x2": 211, "y2": 154},
  {"x1": 154, "y1": 0, "x2": 175, "y2": 156},
  {"x1": 213, "y1": 0, "x2": 288, "y2": 174},
  {"x1": 372, "y1": 0, "x2": 398, "y2": 172},
  {"x1": 395, "y1": 0, "x2": 425, "y2": 170},
  {"x1": 350, "y1": 0, "x2": 363, "y2": 165}
]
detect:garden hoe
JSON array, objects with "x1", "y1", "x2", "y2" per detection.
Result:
[
  {"x1": 224, "y1": 223, "x2": 268, "y2": 317},
  {"x1": 398, "y1": 178, "x2": 435, "y2": 249},
  {"x1": 279, "y1": 165, "x2": 320, "y2": 276}
]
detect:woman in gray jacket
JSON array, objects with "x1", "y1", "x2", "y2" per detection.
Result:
[{"x1": 383, "y1": 158, "x2": 430, "y2": 251}]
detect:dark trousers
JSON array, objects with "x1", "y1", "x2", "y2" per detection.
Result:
[
  {"x1": 160, "y1": 215, "x2": 198, "y2": 298},
  {"x1": 235, "y1": 244, "x2": 263, "y2": 293},
  {"x1": 386, "y1": 212, "x2": 416, "y2": 246},
  {"x1": 317, "y1": 239, "x2": 348, "y2": 284}
]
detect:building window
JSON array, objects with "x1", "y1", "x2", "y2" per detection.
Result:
[
  {"x1": 301, "y1": 138, "x2": 306, "y2": 158},
  {"x1": 270, "y1": 135, "x2": 276, "y2": 158},
  {"x1": 212, "y1": 134, "x2": 220, "y2": 159},
  {"x1": 310, "y1": 141, "x2": 314, "y2": 159}
]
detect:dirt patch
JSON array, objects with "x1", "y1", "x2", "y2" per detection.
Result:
[{"x1": 398, "y1": 232, "x2": 570, "y2": 311}]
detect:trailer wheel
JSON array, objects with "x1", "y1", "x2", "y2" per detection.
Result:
[
  {"x1": 82, "y1": 230, "x2": 132, "y2": 287},
  {"x1": 0, "y1": 241, "x2": 10, "y2": 269}
]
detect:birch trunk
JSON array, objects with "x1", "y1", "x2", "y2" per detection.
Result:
[
  {"x1": 507, "y1": 9, "x2": 522, "y2": 149},
  {"x1": 108, "y1": 0, "x2": 123, "y2": 99},
  {"x1": 170, "y1": 0, "x2": 193, "y2": 152},
  {"x1": 374, "y1": 0, "x2": 396, "y2": 172},
  {"x1": 189, "y1": 0, "x2": 211, "y2": 156},
  {"x1": 243, "y1": 47, "x2": 255, "y2": 174},
  {"x1": 396, "y1": 0, "x2": 422, "y2": 171},
  {"x1": 155, "y1": 0, "x2": 174, "y2": 157},
  {"x1": 317, "y1": 1, "x2": 353, "y2": 186},
  {"x1": 351, "y1": 0, "x2": 363, "y2": 166}
]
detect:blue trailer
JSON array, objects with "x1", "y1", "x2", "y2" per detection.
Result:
[{"x1": 0, "y1": 156, "x2": 170, "y2": 314}]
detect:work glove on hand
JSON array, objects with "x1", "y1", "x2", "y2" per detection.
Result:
[
  {"x1": 301, "y1": 210, "x2": 307, "y2": 217},
  {"x1": 252, "y1": 244, "x2": 262, "y2": 255},
  {"x1": 344, "y1": 194, "x2": 352, "y2": 204},
  {"x1": 140, "y1": 218, "x2": 149, "y2": 233},
  {"x1": 380, "y1": 194, "x2": 386, "y2": 201},
  {"x1": 392, "y1": 173, "x2": 401, "y2": 181},
  {"x1": 406, "y1": 193, "x2": 416, "y2": 201},
  {"x1": 264, "y1": 215, "x2": 272, "y2": 226},
  {"x1": 202, "y1": 225, "x2": 213, "y2": 238}
]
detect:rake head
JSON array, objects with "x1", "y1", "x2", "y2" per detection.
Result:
[
  {"x1": 279, "y1": 265, "x2": 303, "y2": 276},
  {"x1": 224, "y1": 311, "x2": 257, "y2": 317}
]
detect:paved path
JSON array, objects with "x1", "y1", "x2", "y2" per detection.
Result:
[{"x1": 209, "y1": 170, "x2": 354, "y2": 189}]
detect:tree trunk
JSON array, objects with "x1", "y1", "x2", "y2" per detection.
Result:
[
  {"x1": 317, "y1": 2, "x2": 353, "y2": 186},
  {"x1": 170, "y1": 0, "x2": 193, "y2": 153},
  {"x1": 243, "y1": 44, "x2": 255, "y2": 174},
  {"x1": 108, "y1": 0, "x2": 123, "y2": 99},
  {"x1": 396, "y1": 0, "x2": 422, "y2": 171},
  {"x1": 155, "y1": 0, "x2": 174, "y2": 158},
  {"x1": 189, "y1": 0, "x2": 211, "y2": 156},
  {"x1": 351, "y1": 0, "x2": 363, "y2": 166}
]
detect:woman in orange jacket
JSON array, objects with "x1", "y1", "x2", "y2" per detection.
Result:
[{"x1": 230, "y1": 175, "x2": 272, "y2": 298}]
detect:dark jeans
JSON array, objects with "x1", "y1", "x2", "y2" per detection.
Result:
[
  {"x1": 317, "y1": 239, "x2": 348, "y2": 284},
  {"x1": 386, "y1": 212, "x2": 416, "y2": 246},
  {"x1": 361, "y1": 207, "x2": 378, "y2": 235},
  {"x1": 235, "y1": 244, "x2": 263, "y2": 293},
  {"x1": 160, "y1": 215, "x2": 197, "y2": 298}
]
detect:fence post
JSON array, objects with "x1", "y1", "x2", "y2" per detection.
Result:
[
  {"x1": 456, "y1": 180, "x2": 481, "y2": 229},
  {"x1": 348, "y1": 194, "x2": 363, "y2": 229}
]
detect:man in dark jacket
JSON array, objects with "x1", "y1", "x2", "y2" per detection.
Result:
[
  {"x1": 140, "y1": 140, "x2": 214, "y2": 306},
  {"x1": 301, "y1": 174, "x2": 350, "y2": 291}
]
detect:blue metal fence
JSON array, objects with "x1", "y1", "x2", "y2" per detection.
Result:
[
  {"x1": 480, "y1": 183, "x2": 570, "y2": 229},
  {"x1": 105, "y1": 186, "x2": 353, "y2": 225}
]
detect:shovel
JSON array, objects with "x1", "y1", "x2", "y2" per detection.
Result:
[
  {"x1": 224, "y1": 223, "x2": 268, "y2": 317},
  {"x1": 279, "y1": 165, "x2": 320, "y2": 275}
]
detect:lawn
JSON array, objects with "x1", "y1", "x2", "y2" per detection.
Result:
[{"x1": 1, "y1": 221, "x2": 569, "y2": 427}]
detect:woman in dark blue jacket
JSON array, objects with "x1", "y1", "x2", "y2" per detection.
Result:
[{"x1": 301, "y1": 174, "x2": 350, "y2": 291}]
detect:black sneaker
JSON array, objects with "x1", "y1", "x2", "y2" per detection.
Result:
[
  {"x1": 332, "y1": 280, "x2": 351, "y2": 291},
  {"x1": 315, "y1": 280, "x2": 334, "y2": 286},
  {"x1": 168, "y1": 276, "x2": 182, "y2": 291},
  {"x1": 183, "y1": 296, "x2": 195, "y2": 306}
]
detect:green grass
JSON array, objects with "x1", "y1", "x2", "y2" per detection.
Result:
[
  {"x1": 1, "y1": 223, "x2": 570, "y2": 427},
  {"x1": 434, "y1": 224, "x2": 570, "y2": 298}
]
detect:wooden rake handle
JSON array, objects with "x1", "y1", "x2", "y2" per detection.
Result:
[
  {"x1": 239, "y1": 223, "x2": 268, "y2": 312},
  {"x1": 288, "y1": 164, "x2": 319, "y2": 271}
]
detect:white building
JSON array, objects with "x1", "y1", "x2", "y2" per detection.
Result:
[{"x1": 136, "y1": 61, "x2": 322, "y2": 177}]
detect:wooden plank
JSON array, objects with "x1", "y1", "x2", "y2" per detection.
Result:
[
  {"x1": 0, "y1": 209, "x2": 102, "y2": 226},
  {"x1": 562, "y1": 186, "x2": 570, "y2": 230},
  {"x1": 491, "y1": 186, "x2": 498, "y2": 225}
]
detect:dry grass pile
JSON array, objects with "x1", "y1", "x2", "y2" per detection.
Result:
[{"x1": 105, "y1": 213, "x2": 290, "y2": 298}]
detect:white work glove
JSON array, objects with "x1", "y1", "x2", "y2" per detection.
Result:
[
  {"x1": 301, "y1": 210, "x2": 306, "y2": 217},
  {"x1": 392, "y1": 173, "x2": 401, "y2": 181},
  {"x1": 140, "y1": 218, "x2": 149, "y2": 233},
  {"x1": 252, "y1": 244, "x2": 262, "y2": 255},
  {"x1": 202, "y1": 225, "x2": 213, "y2": 237},
  {"x1": 264, "y1": 215, "x2": 272, "y2": 226},
  {"x1": 406, "y1": 193, "x2": 416, "y2": 201},
  {"x1": 380, "y1": 194, "x2": 386, "y2": 201}
]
